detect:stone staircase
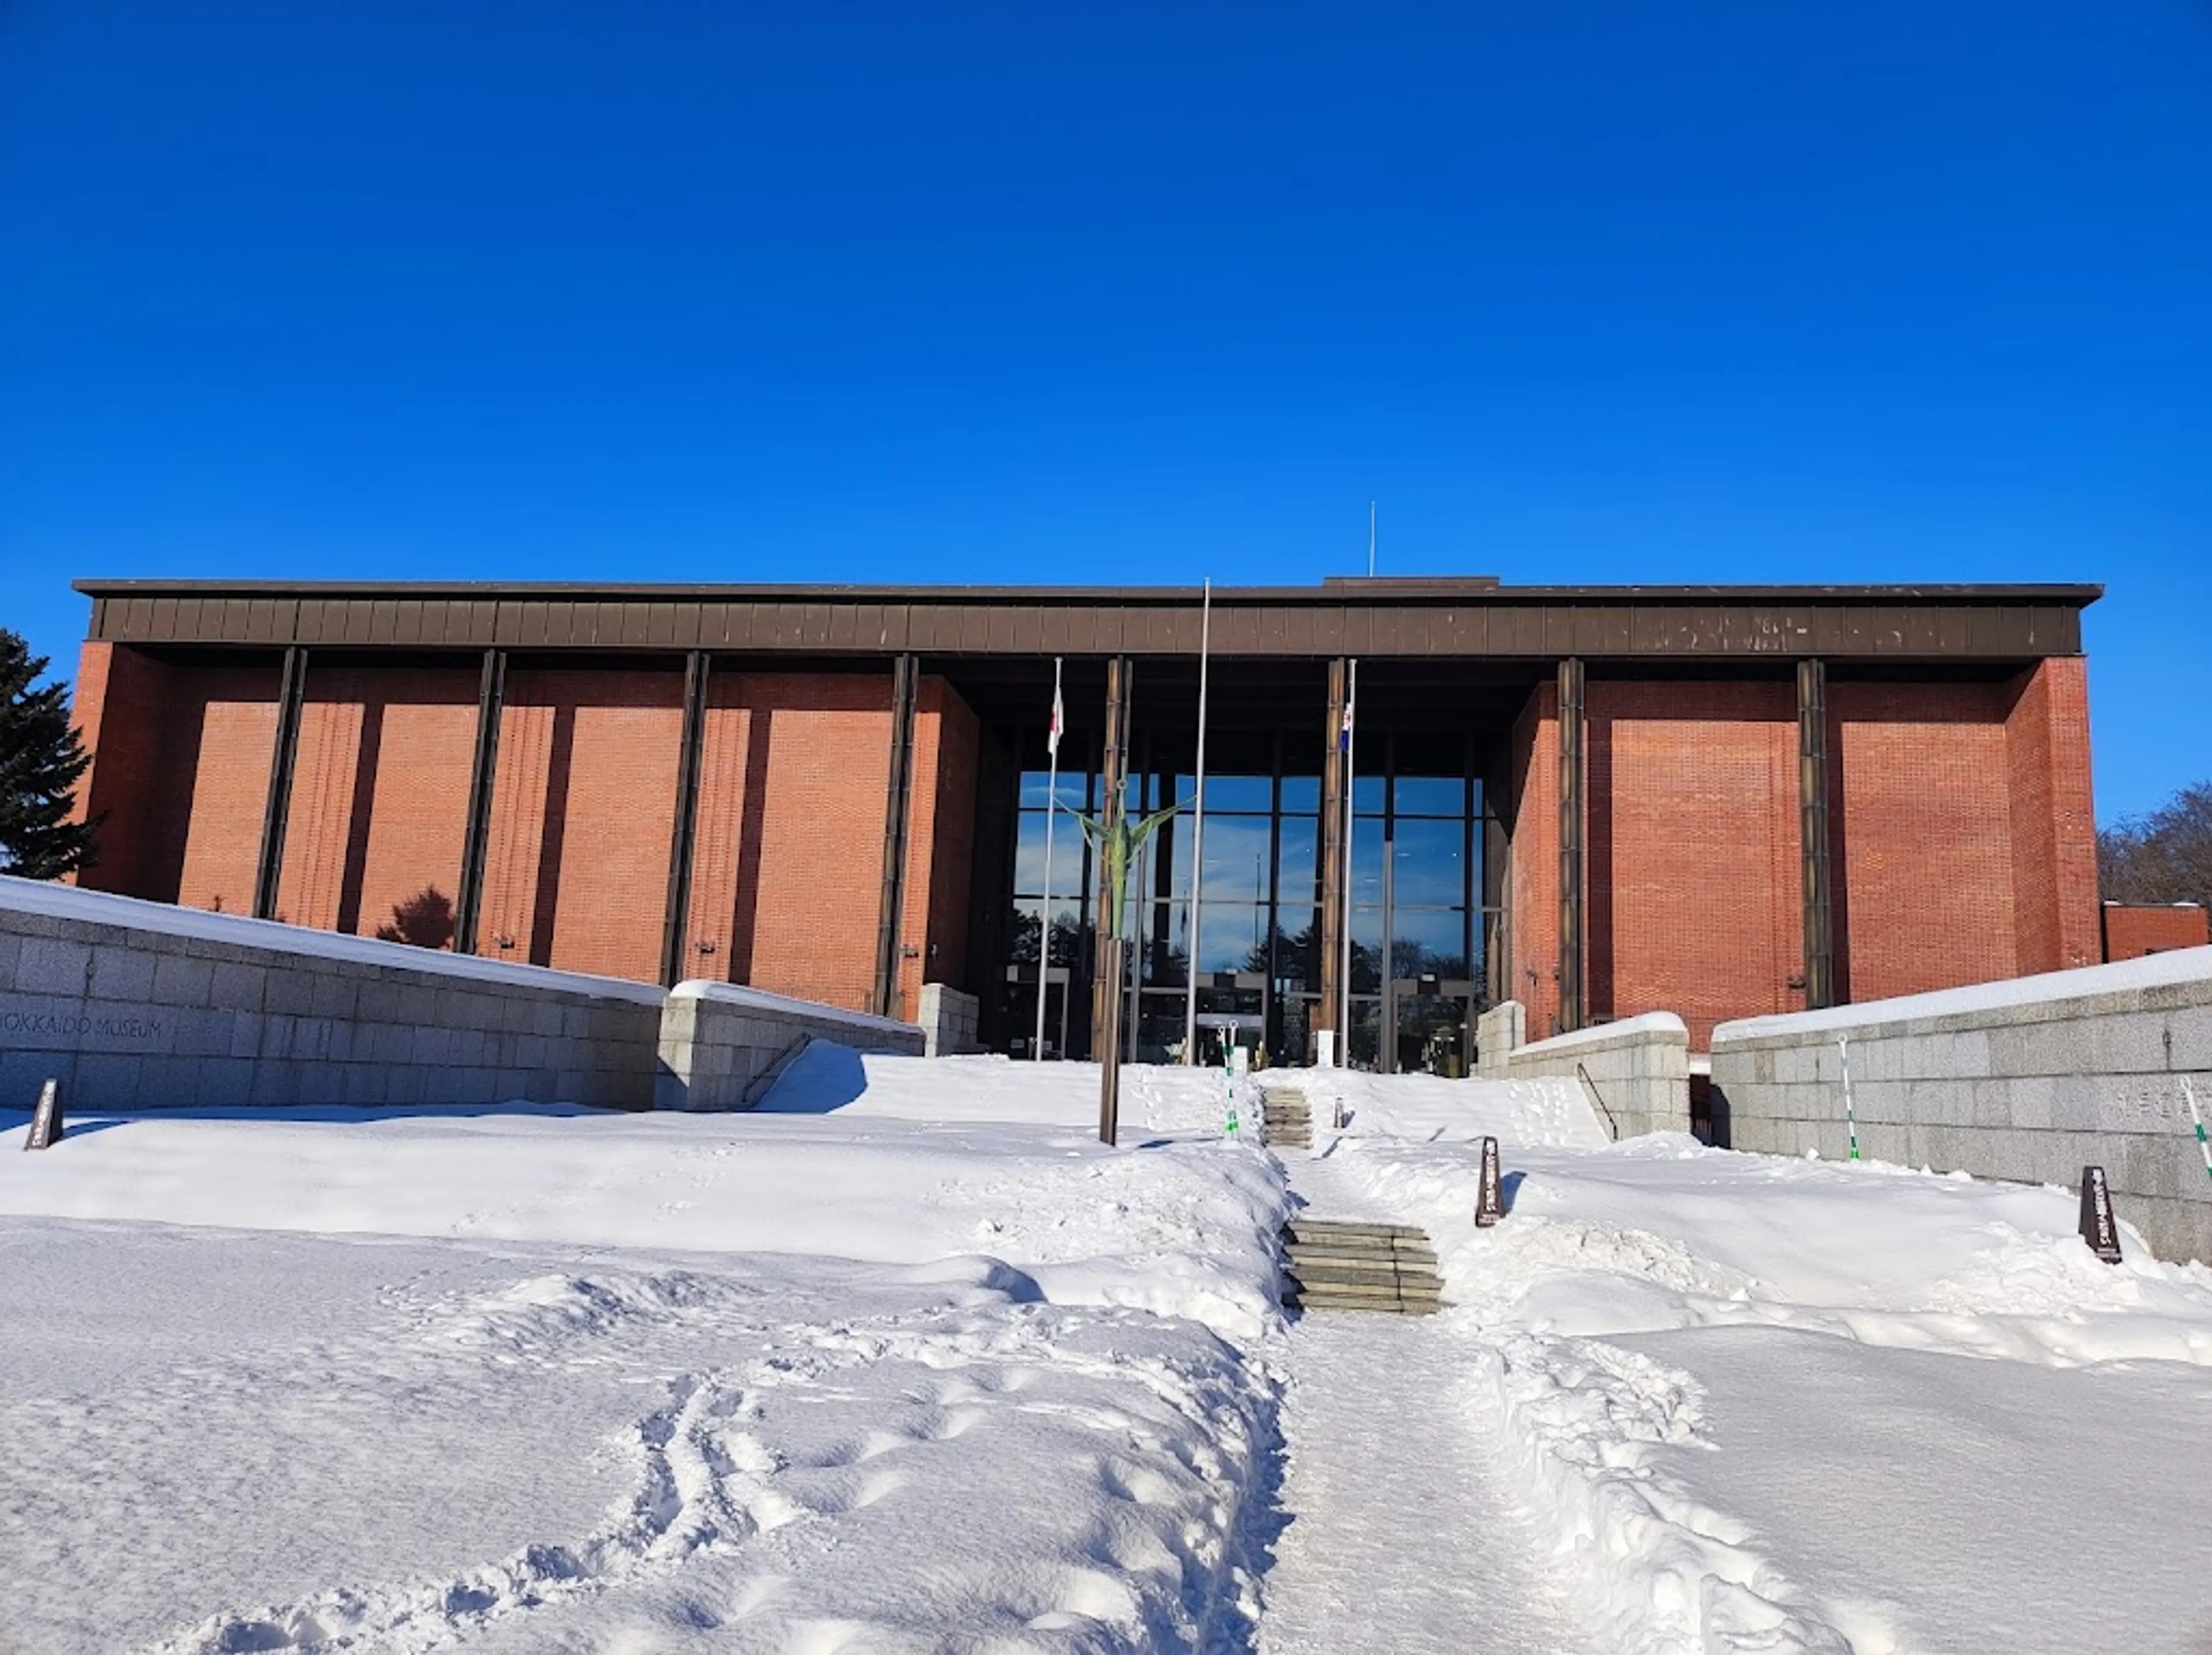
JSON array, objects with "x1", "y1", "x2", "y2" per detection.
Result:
[
  {"x1": 1282, "y1": 1218, "x2": 1445, "y2": 1316},
  {"x1": 1261, "y1": 1087, "x2": 1313, "y2": 1149}
]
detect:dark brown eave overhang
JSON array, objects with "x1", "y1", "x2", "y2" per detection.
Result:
[{"x1": 73, "y1": 578, "x2": 2100, "y2": 662}]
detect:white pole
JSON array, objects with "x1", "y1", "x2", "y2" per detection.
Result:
[
  {"x1": 1839, "y1": 1036, "x2": 1860, "y2": 1161},
  {"x1": 1184, "y1": 579, "x2": 1212, "y2": 1065},
  {"x1": 2183, "y1": 1076, "x2": 2212, "y2": 1184},
  {"x1": 1033, "y1": 656, "x2": 1063, "y2": 1061},
  {"x1": 1340, "y1": 657, "x2": 1358, "y2": 1064}
]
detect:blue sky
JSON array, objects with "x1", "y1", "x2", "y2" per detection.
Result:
[{"x1": 3, "y1": 2, "x2": 2205, "y2": 819}]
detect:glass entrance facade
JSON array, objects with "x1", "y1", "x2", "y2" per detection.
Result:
[{"x1": 995, "y1": 720, "x2": 1502, "y2": 1070}]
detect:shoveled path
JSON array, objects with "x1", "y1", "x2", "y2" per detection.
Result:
[{"x1": 1258, "y1": 1150, "x2": 1586, "y2": 1655}]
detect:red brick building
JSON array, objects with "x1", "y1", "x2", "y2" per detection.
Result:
[
  {"x1": 2103, "y1": 903, "x2": 2210, "y2": 961},
  {"x1": 66, "y1": 577, "x2": 2103, "y2": 1066}
]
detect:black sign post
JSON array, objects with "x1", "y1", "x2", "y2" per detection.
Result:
[
  {"x1": 2078, "y1": 1165, "x2": 2123, "y2": 1264},
  {"x1": 1475, "y1": 1134, "x2": 1503, "y2": 1228},
  {"x1": 24, "y1": 1079, "x2": 63, "y2": 1152}
]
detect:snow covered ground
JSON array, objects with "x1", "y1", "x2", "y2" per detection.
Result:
[
  {"x1": 1290, "y1": 1066, "x2": 2212, "y2": 1654},
  {"x1": 7, "y1": 1050, "x2": 2212, "y2": 1653},
  {"x1": 1, "y1": 1055, "x2": 1286, "y2": 1654}
]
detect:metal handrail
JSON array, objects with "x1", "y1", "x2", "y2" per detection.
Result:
[{"x1": 1575, "y1": 1061, "x2": 1620, "y2": 1142}]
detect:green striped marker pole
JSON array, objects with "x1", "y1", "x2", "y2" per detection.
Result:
[
  {"x1": 1838, "y1": 1036, "x2": 1861, "y2": 1162},
  {"x1": 2185, "y1": 1077, "x2": 2212, "y2": 1184}
]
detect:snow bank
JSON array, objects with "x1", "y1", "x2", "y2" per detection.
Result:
[
  {"x1": 1512, "y1": 1008, "x2": 1688, "y2": 1055},
  {"x1": 1715, "y1": 943, "x2": 2212, "y2": 1040},
  {"x1": 1266, "y1": 1064, "x2": 1606, "y2": 1147},
  {"x1": 1314, "y1": 1112, "x2": 2212, "y2": 1652},
  {"x1": 668, "y1": 977, "x2": 918, "y2": 1038},
  {"x1": 0, "y1": 1058, "x2": 1287, "y2": 1339}
]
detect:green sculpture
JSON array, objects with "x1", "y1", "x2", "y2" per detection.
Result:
[
  {"x1": 1063, "y1": 798, "x2": 1183, "y2": 941},
  {"x1": 1065, "y1": 794, "x2": 1183, "y2": 1146}
]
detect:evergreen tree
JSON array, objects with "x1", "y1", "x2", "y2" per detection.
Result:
[{"x1": 0, "y1": 630, "x2": 98, "y2": 879}]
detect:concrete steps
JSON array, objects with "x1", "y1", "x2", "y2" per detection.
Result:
[
  {"x1": 1262, "y1": 1088, "x2": 1313, "y2": 1149},
  {"x1": 1282, "y1": 1218, "x2": 1445, "y2": 1316}
]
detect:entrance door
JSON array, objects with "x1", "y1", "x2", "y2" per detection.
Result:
[
  {"x1": 1002, "y1": 962, "x2": 1075, "y2": 1058},
  {"x1": 1385, "y1": 975, "x2": 1477, "y2": 1075}
]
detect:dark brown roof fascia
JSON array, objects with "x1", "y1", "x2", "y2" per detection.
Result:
[{"x1": 73, "y1": 578, "x2": 2098, "y2": 662}]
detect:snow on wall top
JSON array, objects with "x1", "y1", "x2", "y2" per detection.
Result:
[
  {"x1": 1513, "y1": 1010, "x2": 1688, "y2": 1058},
  {"x1": 0, "y1": 875, "x2": 666, "y2": 1005},
  {"x1": 1714, "y1": 945, "x2": 2212, "y2": 1044},
  {"x1": 668, "y1": 979, "x2": 920, "y2": 1039}
]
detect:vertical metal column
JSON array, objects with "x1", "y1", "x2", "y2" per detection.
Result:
[
  {"x1": 660, "y1": 650, "x2": 713, "y2": 989},
  {"x1": 1316, "y1": 657, "x2": 1349, "y2": 1052},
  {"x1": 1797, "y1": 657, "x2": 1836, "y2": 1009},
  {"x1": 454, "y1": 647, "x2": 508, "y2": 955},
  {"x1": 1094, "y1": 656, "x2": 1133, "y2": 1143},
  {"x1": 252, "y1": 646, "x2": 310, "y2": 921},
  {"x1": 873, "y1": 653, "x2": 920, "y2": 1019},
  {"x1": 1556, "y1": 657, "x2": 1586, "y2": 1034}
]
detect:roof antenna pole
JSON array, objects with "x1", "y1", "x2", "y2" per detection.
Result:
[{"x1": 1368, "y1": 500, "x2": 1376, "y2": 577}]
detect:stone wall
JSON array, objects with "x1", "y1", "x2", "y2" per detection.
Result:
[
  {"x1": 1472, "y1": 999, "x2": 1526, "y2": 1078},
  {"x1": 2, "y1": 877, "x2": 664, "y2": 1111},
  {"x1": 656, "y1": 981, "x2": 925, "y2": 1111},
  {"x1": 916, "y1": 983, "x2": 981, "y2": 1058},
  {"x1": 1710, "y1": 948, "x2": 2212, "y2": 1263},
  {"x1": 1499, "y1": 1012, "x2": 1692, "y2": 1139}
]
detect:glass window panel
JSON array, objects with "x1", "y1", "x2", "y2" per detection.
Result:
[
  {"x1": 1394, "y1": 775, "x2": 1465, "y2": 817},
  {"x1": 1279, "y1": 775, "x2": 1320, "y2": 813},
  {"x1": 1277, "y1": 816, "x2": 1318, "y2": 907},
  {"x1": 1013, "y1": 811, "x2": 1085, "y2": 897},
  {"x1": 1471, "y1": 777, "x2": 1487, "y2": 821},
  {"x1": 1271, "y1": 908, "x2": 1319, "y2": 991},
  {"x1": 1019, "y1": 770, "x2": 1086, "y2": 809},
  {"x1": 1387, "y1": 907, "x2": 1471, "y2": 981},
  {"x1": 1350, "y1": 828, "x2": 1384, "y2": 906},
  {"x1": 1346, "y1": 997, "x2": 1382, "y2": 1069},
  {"x1": 1196, "y1": 904, "x2": 1269, "y2": 974},
  {"x1": 1198, "y1": 816, "x2": 1271, "y2": 903},
  {"x1": 1009, "y1": 898, "x2": 1086, "y2": 967},
  {"x1": 1352, "y1": 772, "x2": 1385, "y2": 814},
  {"x1": 1135, "y1": 992, "x2": 1205, "y2": 1063},
  {"x1": 1137, "y1": 899, "x2": 1188, "y2": 984},
  {"x1": 1390, "y1": 817, "x2": 1470, "y2": 908},
  {"x1": 1350, "y1": 906, "x2": 1384, "y2": 993},
  {"x1": 1191, "y1": 774, "x2": 1272, "y2": 813}
]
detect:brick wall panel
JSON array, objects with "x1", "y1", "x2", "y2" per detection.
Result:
[
  {"x1": 1833, "y1": 681, "x2": 2017, "y2": 1001},
  {"x1": 275, "y1": 692, "x2": 365, "y2": 930},
  {"x1": 479, "y1": 668, "x2": 683, "y2": 983},
  {"x1": 173, "y1": 666, "x2": 285, "y2": 918},
  {"x1": 690, "y1": 673, "x2": 893, "y2": 1013},
  {"x1": 353, "y1": 675, "x2": 479, "y2": 942},
  {"x1": 1586, "y1": 681, "x2": 1803, "y2": 1049}
]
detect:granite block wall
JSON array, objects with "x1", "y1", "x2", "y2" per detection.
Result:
[{"x1": 1710, "y1": 948, "x2": 2212, "y2": 1263}]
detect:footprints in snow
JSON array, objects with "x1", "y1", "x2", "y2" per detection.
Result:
[{"x1": 157, "y1": 1311, "x2": 1252, "y2": 1654}]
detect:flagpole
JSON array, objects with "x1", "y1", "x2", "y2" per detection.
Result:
[
  {"x1": 1183, "y1": 578, "x2": 1212, "y2": 1065},
  {"x1": 1340, "y1": 657, "x2": 1358, "y2": 1063},
  {"x1": 1034, "y1": 656, "x2": 1063, "y2": 1061}
]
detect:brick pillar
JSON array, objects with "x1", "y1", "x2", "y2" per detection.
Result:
[
  {"x1": 2006, "y1": 656, "x2": 2101, "y2": 972},
  {"x1": 66, "y1": 642, "x2": 175, "y2": 897}
]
